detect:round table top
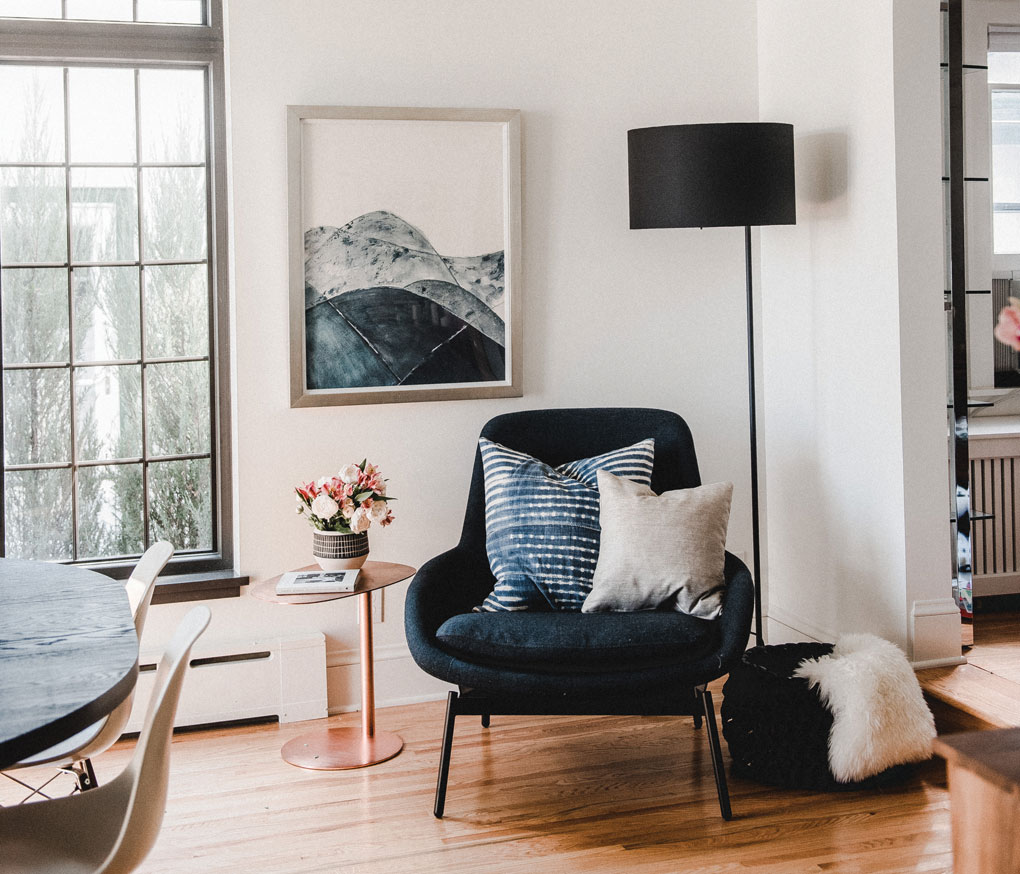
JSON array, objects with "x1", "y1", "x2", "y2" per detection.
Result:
[
  {"x1": 0, "y1": 559, "x2": 138, "y2": 769},
  {"x1": 249, "y1": 560, "x2": 417, "y2": 605}
]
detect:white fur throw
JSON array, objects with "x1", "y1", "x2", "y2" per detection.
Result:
[{"x1": 793, "y1": 633, "x2": 935, "y2": 782}]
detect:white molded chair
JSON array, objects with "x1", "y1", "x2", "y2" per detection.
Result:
[
  {"x1": 3, "y1": 542, "x2": 174, "y2": 799},
  {"x1": 0, "y1": 605, "x2": 211, "y2": 874}
]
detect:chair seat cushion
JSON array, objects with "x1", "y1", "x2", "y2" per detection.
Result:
[{"x1": 436, "y1": 610, "x2": 720, "y2": 671}]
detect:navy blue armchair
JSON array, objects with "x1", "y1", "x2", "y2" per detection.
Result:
[{"x1": 405, "y1": 408, "x2": 755, "y2": 819}]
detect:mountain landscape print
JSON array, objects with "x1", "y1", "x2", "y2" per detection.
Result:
[{"x1": 303, "y1": 210, "x2": 506, "y2": 391}]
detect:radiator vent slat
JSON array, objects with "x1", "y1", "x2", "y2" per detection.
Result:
[{"x1": 190, "y1": 651, "x2": 272, "y2": 668}]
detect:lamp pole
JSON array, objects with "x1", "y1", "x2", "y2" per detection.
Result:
[{"x1": 744, "y1": 225, "x2": 764, "y2": 647}]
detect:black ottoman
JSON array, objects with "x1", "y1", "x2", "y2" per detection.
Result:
[{"x1": 720, "y1": 642, "x2": 911, "y2": 791}]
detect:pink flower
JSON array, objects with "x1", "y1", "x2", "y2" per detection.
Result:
[
  {"x1": 311, "y1": 494, "x2": 340, "y2": 520},
  {"x1": 381, "y1": 511, "x2": 394, "y2": 527},
  {"x1": 995, "y1": 299, "x2": 1020, "y2": 351},
  {"x1": 339, "y1": 463, "x2": 362, "y2": 484},
  {"x1": 350, "y1": 507, "x2": 371, "y2": 534},
  {"x1": 341, "y1": 499, "x2": 356, "y2": 519},
  {"x1": 368, "y1": 501, "x2": 388, "y2": 523}
]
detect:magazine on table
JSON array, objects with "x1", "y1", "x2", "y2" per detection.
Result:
[{"x1": 276, "y1": 569, "x2": 360, "y2": 595}]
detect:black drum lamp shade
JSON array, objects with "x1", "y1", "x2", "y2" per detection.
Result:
[
  {"x1": 626, "y1": 121, "x2": 797, "y2": 648},
  {"x1": 628, "y1": 122, "x2": 796, "y2": 229}
]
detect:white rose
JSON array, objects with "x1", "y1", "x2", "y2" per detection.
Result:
[
  {"x1": 350, "y1": 506, "x2": 371, "y2": 533},
  {"x1": 339, "y1": 463, "x2": 362, "y2": 484},
  {"x1": 310, "y1": 494, "x2": 340, "y2": 520},
  {"x1": 368, "y1": 501, "x2": 388, "y2": 523}
]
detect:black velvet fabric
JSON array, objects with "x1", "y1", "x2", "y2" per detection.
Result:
[
  {"x1": 436, "y1": 609, "x2": 720, "y2": 671},
  {"x1": 404, "y1": 408, "x2": 755, "y2": 698}
]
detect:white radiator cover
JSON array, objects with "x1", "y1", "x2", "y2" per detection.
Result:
[
  {"x1": 125, "y1": 632, "x2": 327, "y2": 732},
  {"x1": 969, "y1": 424, "x2": 1020, "y2": 597}
]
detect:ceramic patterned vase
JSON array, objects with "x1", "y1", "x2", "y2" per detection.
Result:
[{"x1": 312, "y1": 530, "x2": 369, "y2": 570}]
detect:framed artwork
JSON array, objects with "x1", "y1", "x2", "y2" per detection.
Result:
[{"x1": 287, "y1": 106, "x2": 522, "y2": 407}]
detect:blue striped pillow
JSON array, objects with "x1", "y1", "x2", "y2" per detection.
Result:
[{"x1": 478, "y1": 437, "x2": 656, "y2": 612}]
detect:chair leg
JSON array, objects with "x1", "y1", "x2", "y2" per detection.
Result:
[
  {"x1": 693, "y1": 712, "x2": 703, "y2": 730},
  {"x1": 60, "y1": 758, "x2": 98, "y2": 794},
  {"x1": 79, "y1": 758, "x2": 98, "y2": 792},
  {"x1": 434, "y1": 691, "x2": 458, "y2": 818},
  {"x1": 481, "y1": 713, "x2": 490, "y2": 728},
  {"x1": 699, "y1": 689, "x2": 732, "y2": 821}
]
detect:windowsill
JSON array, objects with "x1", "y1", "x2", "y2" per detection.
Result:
[{"x1": 152, "y1": 569, "x2": 249, "y2": 605}]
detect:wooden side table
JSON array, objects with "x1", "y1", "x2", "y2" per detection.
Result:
[
  {"x1": 933, "y1": 728, "x2": 1020, "y2": 874},
  {"x1": 250, "y1": 560, "x2": 415, "y2": 770}
]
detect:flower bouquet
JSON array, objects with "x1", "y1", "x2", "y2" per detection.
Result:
[
  {"x1": 995, "y1": 298, "x2": 1020, "y2": 351},
  {"x1": 296, "y1": 461, "x2": 394, "y2": 569}
]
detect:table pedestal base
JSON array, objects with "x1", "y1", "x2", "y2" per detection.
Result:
[{"x1": 281, "y1": 726, "x2": 403, "y2": 770}]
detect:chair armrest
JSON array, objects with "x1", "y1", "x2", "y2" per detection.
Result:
[
  {"x1": 405, "y1": 545, "x2": 495, "y2": 648},
  {"x1": 715, "y1": 551, "x2": 756, "y2": 670}
]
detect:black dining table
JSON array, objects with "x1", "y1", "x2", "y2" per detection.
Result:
[{"x1": 0, "y1": 559, "x2": 138, "y2": 770}]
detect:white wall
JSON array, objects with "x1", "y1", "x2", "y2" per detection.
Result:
[
  {"x1": 143, "y1": 0, "x2": 763, "y2": 713},
  {"x1": 757, "y1": 0, "x2": 960, "y2": 664}
]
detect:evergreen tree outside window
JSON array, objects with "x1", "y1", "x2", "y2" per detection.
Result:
[{"x1": 0, "y1": 3, "x2": 233, "y2": 577}]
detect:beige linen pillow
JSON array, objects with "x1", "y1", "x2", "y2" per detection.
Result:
[{"x1": 581, "y1": 470, "x2": 732, "y2": 619}]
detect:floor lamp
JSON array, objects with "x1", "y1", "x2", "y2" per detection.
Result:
[{"x1": 627, "y1": 122, "x2": 796, "y2": 647}]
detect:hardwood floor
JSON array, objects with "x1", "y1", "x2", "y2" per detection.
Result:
[
  {"x1": 2, "y1": 691, "x2": 952, "y2": 874},
  {"x1": 918, "y1": 611, "x2": 1020, "y2": 731}
]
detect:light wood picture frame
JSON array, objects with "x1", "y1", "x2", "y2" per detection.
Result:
[{"x1": 288, "y1": 106, "x2": 523, "y2": 407}]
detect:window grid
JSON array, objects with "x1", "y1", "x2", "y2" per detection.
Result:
[
  {"x1": 3, "y1": 0, "x2": 207, "y2": 26},
  {"x1": 0, "y1": 59, "x2": 215, "y2": 563},
  {"x1": 991, "y1": 83, "x2": 1020, "y2": 254}
]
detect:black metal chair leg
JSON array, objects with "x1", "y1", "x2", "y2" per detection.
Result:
[
  {"x1": 79, "y1": 758, "x2": 98, "y2": 792},
  {"x1": 481, "y1": 713, "x2": 490, "y2": 728},
  {"x1": 693, "y1": 712, "x2": 703, "y2": 730},
  {"x1": 434, "y1": 691, "x2": 458, "y2": 818},
  {"x1": 700, "y1": 689, "x2": 732, "y2": 820}
]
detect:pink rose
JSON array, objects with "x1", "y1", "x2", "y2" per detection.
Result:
[
  {"x1": 310, "y1": 494, "x2": 339, "y2": 520},
  {"x1": 368, "y1": 501, "x2": 388, "y2": 523},
  {"x1": 995, "y1": 299, "x2": 1020, "y2": 351},
  {"x1": 350, "y1": 507, "x2": 371, "y2": 534},
  {"x1": 341, "y1": 498, "x2": 355, "y2": 519},
  {"x1": 339, "y1": 463, "x2": 361, "y2": 484}
]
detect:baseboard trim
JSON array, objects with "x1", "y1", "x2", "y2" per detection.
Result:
[
  {"x1": 911, "y1": 598, "x2": 964, "y2": 665},
  {"x1": 766, "y1": 605, "x2": 835, "y2": 644},
  {"x1": 912, "y1": 655, "x2": 968, "y2": 670},
  {"x1": 328, "y1": 688, "x2": 450, "y2": 716},
  {"x1": 326, "y1": 641, "x2": 410, "y2": 668}
]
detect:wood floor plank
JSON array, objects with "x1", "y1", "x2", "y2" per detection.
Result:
[{"x1": 1, "y1": 698, "x2": 953, "y2": 874}]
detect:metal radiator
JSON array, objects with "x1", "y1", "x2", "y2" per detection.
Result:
[{"x1": 971, "y1": 446, "x2": 1020, "y2": 596}]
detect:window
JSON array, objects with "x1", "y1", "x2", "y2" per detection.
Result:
[
  {"x1": 990, "y1": 44, "x2": 1020, "y2": 255},
  {"x1": 0, "y1": 4, "x2": 233, "y2": 577}
]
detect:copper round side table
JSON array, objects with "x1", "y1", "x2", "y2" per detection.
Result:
[{"x1": 250, "y1": 560, "x2": 415, "y2": 770}]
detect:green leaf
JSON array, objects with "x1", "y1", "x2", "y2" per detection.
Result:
[{"x1": 354, "y1": 491, "x2": 372, "y2": 502}]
